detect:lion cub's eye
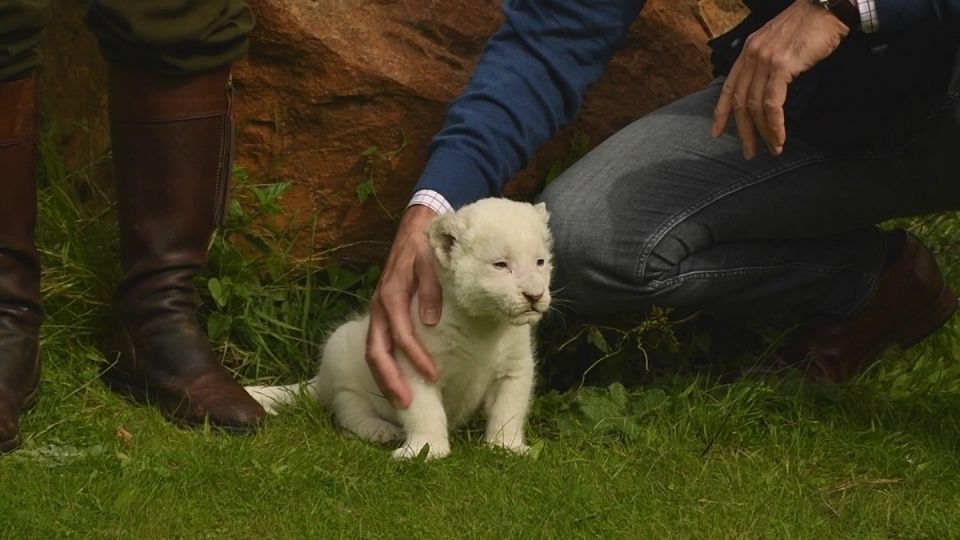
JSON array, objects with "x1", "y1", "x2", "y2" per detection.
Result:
[
  {"x1": 493, "y1": 261, "x2": 509, "y2": 269},
  {"x1": 537, "y1": 259, "x2": 545, "y2": 267}
]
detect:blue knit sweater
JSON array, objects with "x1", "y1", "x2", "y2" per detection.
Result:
[{"x1": 412, "y1": 0, "x2": 960, "y2": 209}]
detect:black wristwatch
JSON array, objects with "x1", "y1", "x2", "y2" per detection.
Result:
[{"x1": 811, "y1": 0, "x2": 861, "y2": 30}]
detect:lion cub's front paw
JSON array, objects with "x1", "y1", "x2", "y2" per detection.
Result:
[
  {"x1": 504, "y1": 442, "x2": 531, "y2": 455},
  {"x1": 487, "y1": 439, "x2": 530, "y2": 456},
  {"x1": 391, "y1": 439, "x2": 451, "y2": 461}
]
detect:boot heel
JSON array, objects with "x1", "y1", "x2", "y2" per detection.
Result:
[
  {"x1": 897, "y1": 284, "x2": 959, "y2": 349},
  {"x1": 0, "y1": 435, "x2": 20, "y2": 454}
]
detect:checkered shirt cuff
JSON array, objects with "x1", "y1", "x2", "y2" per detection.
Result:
[
  {"x1": 408, "y1": 189, "x2": 454, "y2": 215},
  {"x1": 858, "y1": 0, "x2": 879, "y2": 33}
]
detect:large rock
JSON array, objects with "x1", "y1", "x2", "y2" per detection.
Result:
[
  {"x1": 696, "y1": 0, "x2": 750, "y2": 37},
  {"x1": 40, "y1": 0, "x2": 747, "y2": 262}
]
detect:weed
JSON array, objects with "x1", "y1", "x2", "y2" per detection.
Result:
[
  {"x1": 544, "y1": 126, "x2": 591, "y2": 185},
  {"x1": 354, "y1": 129, "x2": 409, "y2": 222},
  {"x1": 204, "y1": 166, "x2": 381, "y2": 382}
]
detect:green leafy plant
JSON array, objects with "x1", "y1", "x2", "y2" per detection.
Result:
[
  {"x1": 201, "y1": 166, "x2": 381, "y2": 382},
  {"x1": 354, "y1": 129, "x2": 409, "y2": 221},
  {"x1": 545, "y1": 127, "x2": 591, "y2": 185}
]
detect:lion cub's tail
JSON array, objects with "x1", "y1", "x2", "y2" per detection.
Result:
[{"x1": 244, "y1": 378, "x2": 320, "y2": 416}]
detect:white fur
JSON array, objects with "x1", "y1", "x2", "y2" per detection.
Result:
[{"x1": 246, "y1": 198, "x2": 553, "y2": 460}]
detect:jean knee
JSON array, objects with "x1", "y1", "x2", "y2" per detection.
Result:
[
  {"x1": 634, "y1": 217, "x2": 717, "y2": 292},
  {"x1": 537, "y1": 189, "x2": 607, "y2": 291},
  {"x1": 537, "y1": 186, "x2": 589, "y2": 268}
]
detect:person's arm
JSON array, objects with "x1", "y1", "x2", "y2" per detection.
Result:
[
  {"x1": 367, "y1": 0, "x2": 646, "y2": 408},
  {"x1": 414, "y1": 0, "x2": 647, "y2": 209}
]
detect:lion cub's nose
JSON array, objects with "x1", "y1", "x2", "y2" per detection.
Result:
[{"x1": 523, "y1": 292, "x2": 543, "y2": 307}]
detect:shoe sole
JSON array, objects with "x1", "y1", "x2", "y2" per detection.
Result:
[{"x1": 101, "y1": 372, "x2": 259, "y2": 434}]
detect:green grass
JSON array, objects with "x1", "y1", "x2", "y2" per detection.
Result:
[{"x1": 2, "y1": 135, "x2": 960, "y2": 538}]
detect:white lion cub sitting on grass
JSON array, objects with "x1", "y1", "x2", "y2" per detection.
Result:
[{"x1": 246, "y1": 198, "x2": 553, "y2": 460}]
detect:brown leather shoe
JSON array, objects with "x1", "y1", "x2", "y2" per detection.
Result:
[
  {"x1": 100, "y1": 65, "x2": 265, "y2": 431},
  {"x1": 0, "y1": 74, "x2": 43, "y2": 453},
  {"x1": 775, "y1": 232, "x2": 957, "y2": 383}
]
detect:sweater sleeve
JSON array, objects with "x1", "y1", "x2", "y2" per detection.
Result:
[
  {"x1": 872, "y1": 0, "x2": 960, "y2": 32},
  {"x1": 413, "y1": 0, "x2": 646, "y2": 209}
]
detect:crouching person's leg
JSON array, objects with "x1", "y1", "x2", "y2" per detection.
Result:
[{"x1": 539, "y1": 80, "x2": 959, "y2": 382}]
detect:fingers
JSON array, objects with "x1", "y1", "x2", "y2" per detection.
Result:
[
  {"x1": 763, "y1": 69, "x2": 790, "y2": 155},
  {"x1": 747, "y1": 57, "x2": 774, "y2": 155},
  {"x1": 415, "y1": 250, "x2": 442, "y2": 326},
  {"x1": 712, "y1": 44, "x2": 761, "y2": 159},
  {"x1": 711, "y1": 59, "x2": 740, "y2": 138},
  {"x1": 380, "y1": 287, "x2": 439, "y2": 383},
  {"x1": 750, "y1": 47, "x2": 793, "y2": 156},
  {"x1": 366, "y1": 297, "x2": 412, "y2": 408},
  {"x1": 713, "y1": 36, "x2": 782, "y2": 159},
  {"x1": 731, "y1": 55, "x2": 758, "y2": 160},
  {"x1": 713, "y1": 0, "x2": 850, "y2": 157},
  {"x1": 363, "y1": 205, "x2": 441, "y2": 410}
]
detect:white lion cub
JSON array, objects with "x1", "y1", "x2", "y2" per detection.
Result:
[{"x1": 246, "y1": 198, "x2": 553, "y2": 460}]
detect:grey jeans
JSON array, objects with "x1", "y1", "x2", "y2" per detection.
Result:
[{"x1": 538, "y1": 79, "x2": 960, "y2": 320}]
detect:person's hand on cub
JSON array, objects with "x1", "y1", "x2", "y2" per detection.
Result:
[
  {"x1": 712, "y1": 0, "x2": 851, "y2": 158},
  {"x1": 366, "y1": 204, "x2": 442, "y2": 408}
]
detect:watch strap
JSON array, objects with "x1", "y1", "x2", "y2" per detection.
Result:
[{"x1": 825, "y1": 0, "x2": 861, "y2": 30}]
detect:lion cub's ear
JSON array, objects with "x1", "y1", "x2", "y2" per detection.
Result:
[
  {"x1": 426, "y1": 213, "x2": 466, "y2": 268},
  {"x1": 534, "y1": 202, "x2": 550, "y2": 224}
]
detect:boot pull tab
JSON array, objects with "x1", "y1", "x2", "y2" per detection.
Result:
[{"x1": 213, "y1": 74, "x2": 235, "y2": 227}]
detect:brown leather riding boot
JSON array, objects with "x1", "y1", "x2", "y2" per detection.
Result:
[
  {"x1": 0, "y1": 74, "x2": 43, "y2": 453},
  {"x1": 100, "y1": 65, "x2": 265, "y2": 431},
  {"x1": 775, "y1": 232, "x2": 958, "y2": 383}
]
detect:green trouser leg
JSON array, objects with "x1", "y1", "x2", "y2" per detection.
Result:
[
  {"x1": 85, "y1": 0, "x2": 255, "y2": 76},
  {"x1": 1, "y1": 1, "x2": 253, "y2": 81},
  {"x1": 0, "y1": 1, "x2": 50, "y2": 82}
]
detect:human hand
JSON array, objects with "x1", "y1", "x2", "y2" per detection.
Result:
[
  {"x1": 711, "y1": 0, "x2": 851, "y2": 158},
  {"x1": 366, "y1": 204, "x2": 442, "y2": 408}
]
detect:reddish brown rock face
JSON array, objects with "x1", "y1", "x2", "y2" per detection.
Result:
[{"x1": 41, "y1": 0, "x2": 748, "y2": 263}]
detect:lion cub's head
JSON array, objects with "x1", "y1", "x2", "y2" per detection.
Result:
[{"x1": 427, "y1": 198, "x2": 553, "y2": 326}]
